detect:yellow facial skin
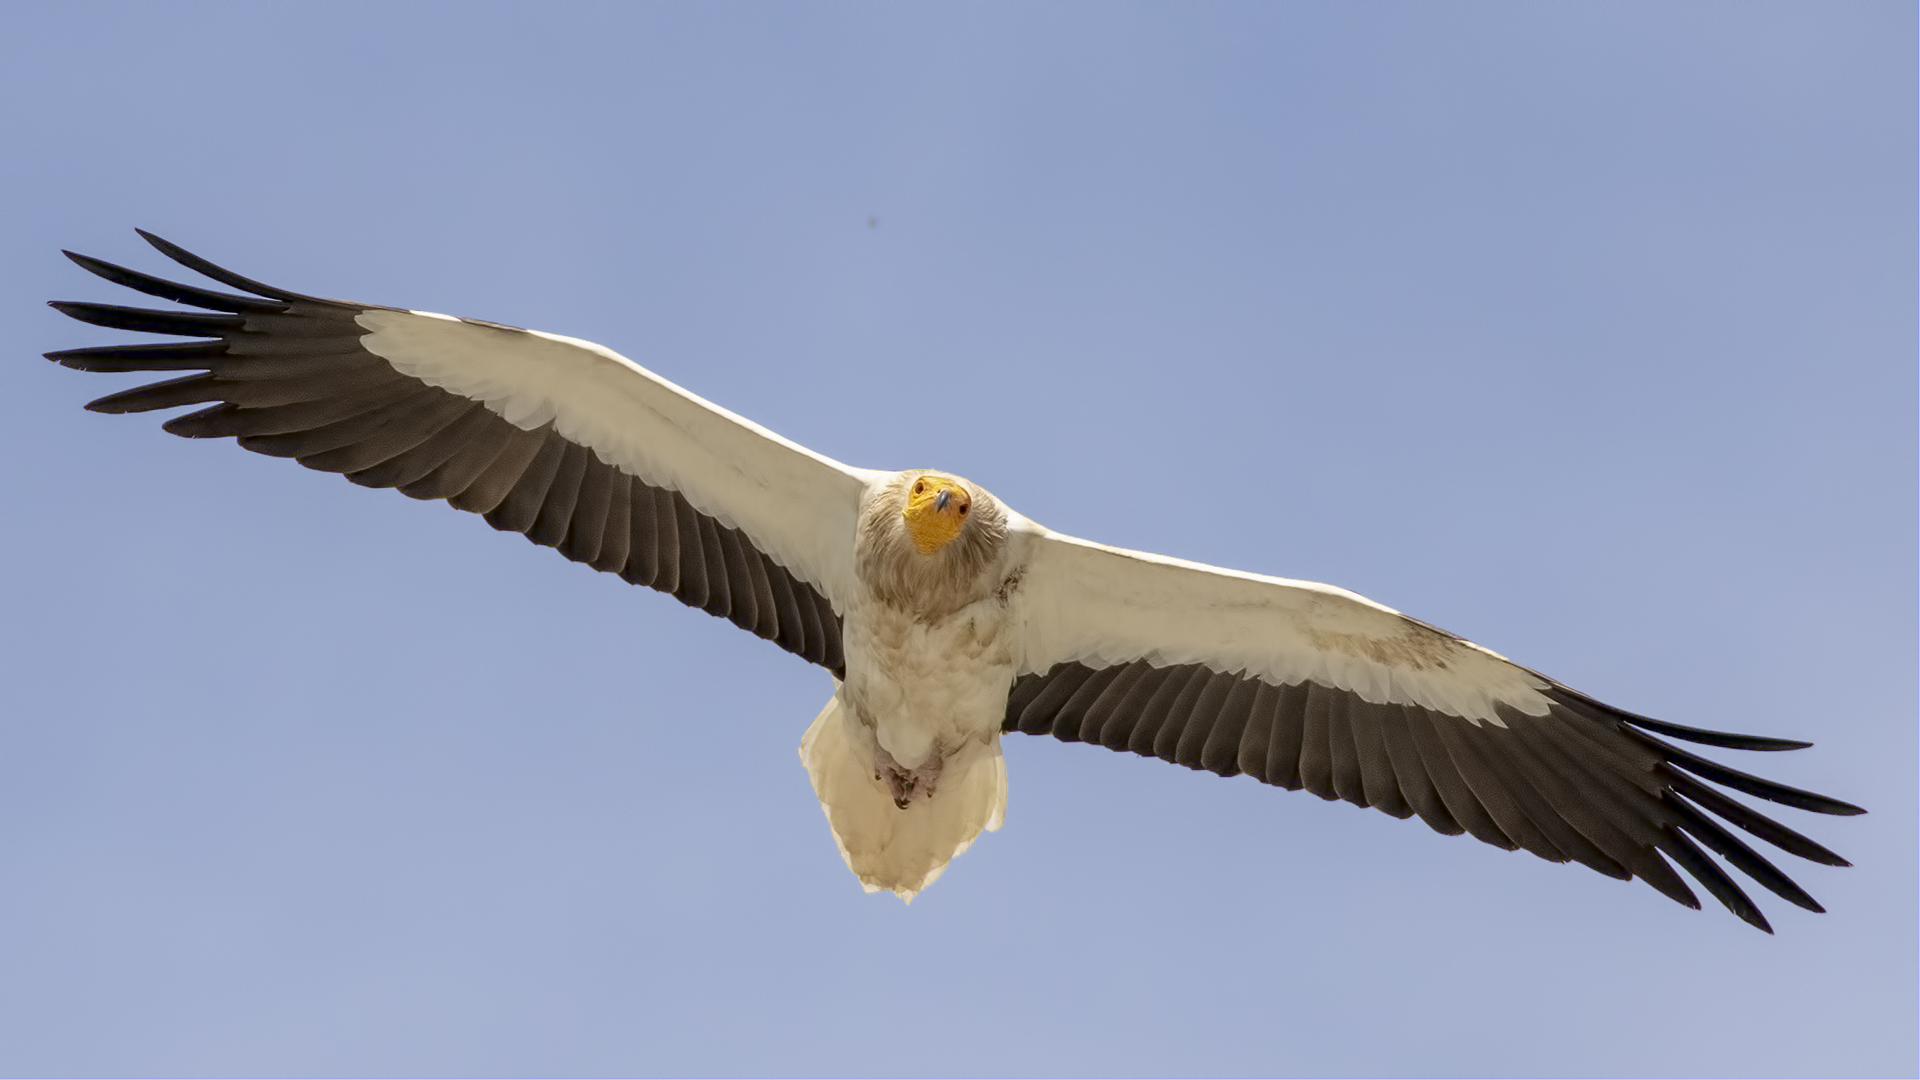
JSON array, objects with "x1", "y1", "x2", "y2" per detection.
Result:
[{"x1": 901, "y1": 474, "x2": 973, "y2": 554}]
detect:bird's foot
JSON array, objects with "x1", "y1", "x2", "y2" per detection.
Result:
[{"x1": 874, "y1": 748, "x2": 944, "y2": 809}]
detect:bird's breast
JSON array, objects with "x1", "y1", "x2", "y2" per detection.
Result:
[{"x1": 840, "y1": 595, "x2": 1017, "y2": 771}]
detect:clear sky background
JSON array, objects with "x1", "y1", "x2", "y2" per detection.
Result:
[{"x1": 1, "y1": 3, "x2": 1912, "y2": 1075}]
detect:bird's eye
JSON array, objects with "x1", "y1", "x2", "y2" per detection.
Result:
[
  {"x1": 912, "y1": 481, "x2": 925, "y2": 494},
  {"x1": 959, "y1": 505, "x2": 969, "y2": 515}
]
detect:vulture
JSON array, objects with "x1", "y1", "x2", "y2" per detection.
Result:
[{"x1": 44, "y1": 231, "x2": 1862, "y2": 930}]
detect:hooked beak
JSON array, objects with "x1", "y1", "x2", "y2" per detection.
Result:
[{"x1": 934, "y1": 488, "x2": 952, "y2": 513}]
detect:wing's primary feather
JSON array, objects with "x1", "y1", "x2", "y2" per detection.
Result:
[{"x1": 46, "y1": 233, "x2": 874, "y2": 674}]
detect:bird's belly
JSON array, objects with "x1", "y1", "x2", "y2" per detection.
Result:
[{"x1": 842, "y1": 598, "x2": 1016, "y2": 771}]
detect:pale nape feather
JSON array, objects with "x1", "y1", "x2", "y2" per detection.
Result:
[
  {"x1": 1009, "y1": 524, "x2": 1552, "y2": 725},
  {"x1": 800, "y1": 688, "x2": 1007, "y2": 901}
]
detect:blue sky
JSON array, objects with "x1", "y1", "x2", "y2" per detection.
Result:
[{"x1": 2, "y1": 2, "x2": 1913, "y2": 1074}]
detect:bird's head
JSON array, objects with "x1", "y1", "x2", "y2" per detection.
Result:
[
  {"x1": 901, "y1": 472, "x2": 973, "y2": 554},
  {"x1": 858, "y1": 469, "x2": 1007, "y2": 615}
]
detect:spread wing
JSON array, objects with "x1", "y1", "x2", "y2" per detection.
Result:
[
  {"x1": 1004, "y1": 527, "x2": 1863, "y2": 932},
  {"x1": 46, "y1": 232, "x2": 880, "y2": 675}
]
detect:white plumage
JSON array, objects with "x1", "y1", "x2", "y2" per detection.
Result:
[{"x1": 1010, "y1": 531, "x2": 1555, "y2": 725}]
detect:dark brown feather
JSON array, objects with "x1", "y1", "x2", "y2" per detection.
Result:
[{"x1": 1003, "y1": 656, "x2": 1854, "y2": 929}]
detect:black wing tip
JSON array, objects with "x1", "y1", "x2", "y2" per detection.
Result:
[
  {"x1": 135, "y1": 227, "x2": 180, "y2": 255},
  {"x1": 1668, "y1": 794, "x2": 1831, "y2": 915},
  {"x1": 1635, "y1": 723, "x2": 1813, "y2": 753},
  {"x1": 1550, "y1": 686, "x2": 1864, "y2": 814},
  {"x1": 1663, "y1": 831, "x2": 1776, "y2": 932},
  {"x1": 129, "y1": 228, "x2": 315, "y2": 303},
  {"x1": 59, "y1": 247, "x2": 287, "y2": 315},
  {"x1": 1533, "y1": 682, "x2": 1858, "y2": 928},
  {"x1": 134, "y1": 229, "x2": 209, "y2": 271},
  {"x1": 58, "y1": 251, "x2": 126, "y2": 290},
  {"x1": 45, "y1": 300, "x2": 244, "y2": 337},
  {"x1": 1547, "y1": 684, "x2": 1814, "y2": 752},
  {"x1": 62, "y1": 249, "x2": 133, "y2": 278},
  {"x1": 1649, "y1": 735, "x2": 1868, "y2": 819}
]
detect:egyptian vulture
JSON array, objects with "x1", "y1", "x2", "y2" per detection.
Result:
[{"x1": 45, "y1": 232, "x2": 1862, "y2": 931}]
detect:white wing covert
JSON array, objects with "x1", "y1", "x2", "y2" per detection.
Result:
[{"x1": 1011, "y1": 529, "x2": 1551, "y2": 724}]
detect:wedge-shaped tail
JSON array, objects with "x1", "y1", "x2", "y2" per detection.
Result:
[{"x1": 801, "y1": 689, "x2": 1007, "y2": 901}]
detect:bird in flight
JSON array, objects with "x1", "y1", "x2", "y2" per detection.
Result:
[{"x1": 46, "y1": 231, "x2": 1862, "y2": 930}]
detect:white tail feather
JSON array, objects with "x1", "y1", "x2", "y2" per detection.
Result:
[{"x1": 799, "y1": 689, "x2": 1006, "y2": 901}]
